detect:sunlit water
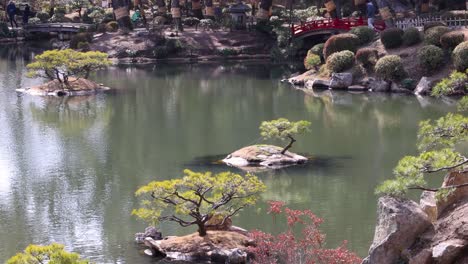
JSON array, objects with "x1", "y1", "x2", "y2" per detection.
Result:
[{"x1": 0, "y1": 45, "x2": 455, "y2": 263}]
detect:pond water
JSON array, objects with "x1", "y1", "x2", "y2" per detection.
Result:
[{"x1": 0, "y1": 45, "x2": 455, "y2": 263}]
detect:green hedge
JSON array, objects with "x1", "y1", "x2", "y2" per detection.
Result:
[
  {"x1": 402, "y1": 27, "x2": 421, "y2": 46},
  {"x1": 355, "y1": 48, "x2": 379, "y2": 68},
  {"x1": 304, "y1": 53, "x2": 321, "y2": 70},
  {"x1": 375, "y1": 55, "x2": 407, "y2": 81},
  {"x1": 326, "y1": 50, "x2": 355, "y2": 73},
  {"x1": 440, "y1": 31, "x2": 465, "y2": 50},
  {"x1": 453, "y1": 41, "x2": 468, "y2": 71},
  {"x1": 349, "y1": 26, "x2": 375, "y2": 45},
  {"x1": 424, "y1": 26, "x2": 450, "y2": 46},
  {"x1": 323, "y1": 33, "x2": 359, "y2": 59},
  {"x1": 417, "y1": 45, "x2": 444, "y2": 73},
  {"x1": 380, "y1": 28, "x2": 404, "y2": 49}
]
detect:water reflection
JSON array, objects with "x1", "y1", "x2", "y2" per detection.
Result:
[{"x1": 0, "y1": 46, "x2": 457, "y2": 263}]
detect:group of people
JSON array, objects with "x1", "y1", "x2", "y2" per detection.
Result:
[{"x1": 5, "y1": 1, "x2": 30, "y2": 28}]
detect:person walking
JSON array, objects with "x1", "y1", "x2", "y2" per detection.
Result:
[
  {"x1": 22, "y1": 4, "x2": 30, "y2": 25},
  {"x1": 6, "y1": 1, "x2": 18, "y2": 28},
  {"x1": 366, "y1": 0, "x2": 376, "y2": 30}
]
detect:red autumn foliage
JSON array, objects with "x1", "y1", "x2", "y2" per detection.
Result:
[{"x1": 248, "y1": 201, "x2": 362, "y2": 264}]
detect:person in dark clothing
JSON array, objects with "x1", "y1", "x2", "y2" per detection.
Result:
[
  {"x1": 366, "y1": 0, "x2": 376, "y2": 29},
  {"x1": 6, "y1": 1, "x2": 18, "y2": 28},
  {"x1": 22, "y1": 4, "x2": 30, "y2": 24}
]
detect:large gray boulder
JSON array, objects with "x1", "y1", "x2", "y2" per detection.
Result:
[
  {"x1": 329, "y1": 73, "x2": 353, "y2": 89},
  {"x1": 414, "y1": 77, "x2": 432, "y2": 95},
  {"x1": 368, "y1": 78, "x2": 390, "y2": 92},
  {"x1": 362, "y1": 196, "x2": 431, "y2": 264}
]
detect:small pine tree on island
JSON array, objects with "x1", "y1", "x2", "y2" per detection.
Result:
[{"x1": 259, "y1": 118, "x2": 311, "y2": 155}]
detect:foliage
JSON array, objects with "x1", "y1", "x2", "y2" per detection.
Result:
[
  {"x1": 26, "y1": 49, "x2": 111, "y2": 87},
  {"x1": 402, "y1": 27, "x2": 421, "y2": 46},
  {"x1": 97, "y1": 23, "x2": 107, "y2": 33},
  {"x1": 380, "y1": 28, "x2": 404, "y2": 49},
  {"x1": 260, "y1": 118, "x2": 311, "y2": 154},
  {"x1": 29, "y1": 17, "x2": 41, "y2": 24},
  {"x1": 289, "y1": 6, "x2": 319, "y2": 22},
  {"x1": 304, "y1": 53, "x2": 321, "y2": 70},
  {"x1": 323, "y1": 33, "x2": 359, "y2": 59},
  {"x1": 133, "y1": 170, "x2": 265, "y2": 236},
  {"x1": 153, "y1": 46, "x2": 168, "y2": 58},
  {"x1": 199, "y1": 19, "x2": 218, "y2": 31},
  {"x1": 375, "y1": 55, "x2": 407, "y2": 82},
  {"x1": 6, "y1": 243, "x2": 89, "y2": 264},
  {"x1": 326, "y1": 50, "x2": 355, "y2": 73},
  {"x1": 0, "y1": 22, "x2": 10, "y2": 38},
  {"x1": 309, "y1": 43, "x2": 324, "y2": 60},
  {"x1": 70, "y1": 33, "x2": 93, "y2": 49},
  {"x1": 70, "y1": 0, "x2": 88, "y2": 15},
  {"x1": 355, "y1": 48, "x2": 378, "y2": 69},
  {"x1": 88, "y1": 9, "x2": 105, "y2": 24},
  {"x1": 248, "y1": 201, "x2": 362, "y2": 264},
  {"x1": 424, "y1": 26, "x2": 450, "y2": 46},
  {"x1": 105, "y1": 21, "x2": 119, "y2": 32},
  {"x1": 77, "y1": 42, "x2": 90, "y2": 51},
  {"x1": 452, "y1": 41, "x2": 468, "y2": 71},
  {"x1": 182, "y1": 17, "x2": 200, "y2": 27},
  {"x1": 423, "y1": 21, "x2": 447, "y2": 32},
  {"x1": 440, "y1": 31, "x2": 465, "y2": 51},
  {"x1": 218, "y1": 48, "x2": 238, "y2": 57},
  {"x1": 349, "y1": 26, "x2": 375, "y2": 45},
  {"x1": 401, "y1": 78, "x2": 417, "y2": 90},
  {"x1": 36, "y1": 12, "x2": 50, "y2": 23},
  {"x1": 458, "y1": 96, "x2": 468, "y2": 112},
  {"x1": 417, "y1": 45, "x2": 444, "y2": 73},
  {"x1": 431, "y1": 71, "x2": 467, "y2": 97}
]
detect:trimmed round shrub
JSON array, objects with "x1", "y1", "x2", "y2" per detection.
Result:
[
  {"x1": 349, "y1": 26, "x2": 375, "y2": 45},
  {"x1": 375, "y1": 55, "x2": 407, "y2": 81},
  {"x1": 70, "y1": 32, "x2": 93, "y2": 49},
  {"x1": 326, "y1": 50, "x2": 355, "y2": 73},
  {"x1": 424, "y1": 26, "x2": 450, "y2": 46},
  {"x1": 36, "y1": 12, "x2": 50, "y2": 23},
  {"x1": 323, "y1": 33, "x2": 359, "y2": 59},
  {"x1": 440, "y1": 31, "x2": 465, "y2": 50},
  {"x1": 452, "y1": 41, "x2": 468, "y2": 71},
  {"x1": 402, "y1": 27, "x2": 421, "y2": 46},
  {"x1": 304, "y1": 53, "x2": 321, "y2": 70},
  {"x1": 423, "y1": 21, "x2": 447, "y2": 32},
  {"x1": 355, "y1": 48, "x2": 379, "y2": 68},
  {"x1": 417, "y1": 45, "x2": 444, "y2": 73},
  {"x1": 105, "y1": 21, "x2": 118, "y2": 32},
  {"x1": 309, "y1": 43, "x2": 324, "y2": 57},
  {"x1": 380, "y1": 28, "x2": 404, "y2": 49}
]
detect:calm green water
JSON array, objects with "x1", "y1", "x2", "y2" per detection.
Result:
[{"x1": 0, "y1": 46, "x2": 455, "y2": 263}]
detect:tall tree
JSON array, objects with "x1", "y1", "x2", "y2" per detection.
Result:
[{"x1": 204, "y1": 0, "x2": 214, "y2": 19}]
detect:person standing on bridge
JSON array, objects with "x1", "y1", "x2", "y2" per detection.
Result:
[
  {"x1": 6, "y1": 1, "x2": 18, "y2": 28},
  {"x1": 366, "y1": 0, "x2": 376, "y2": 30},
  {"x1": 22, "y1": 4, "x2": 30, "y2": 25}
]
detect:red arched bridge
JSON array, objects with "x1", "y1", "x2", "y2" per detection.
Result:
[{"x1": 292, "y1": 17, "x2": 386, "y2": 38}]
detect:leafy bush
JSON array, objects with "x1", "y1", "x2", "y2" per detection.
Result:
[
  {"x1": 423, "y1": 21, "x2": 447, "y2": 32},
  {"x1": 401, "y1": 78, "x2": 417, "y2": 90},
  {"x1": 309, "y1": 43, "x2": 324, "y2": 58},
  {"x1": 105, "y1": 21, "x2": 118, "y2": 32},
  {"x1": 28, "y1": 17, "x2": 41, "y2": 24},
  {"x1": 323, "y1": 33, "x2": 359, "y2": 59},
  {"x1": 431, "y1": 71, "x2": 467, "y2": 96},
  {"x1": 355, "y1": 48, "x2": 378, "y2": 68},
  {"x1": 77, "y1": 41, "x2": 90, "y2": 51},
  {"x1": 326, "y1": 50, "x2": 355, "y2": 73},
  {"x1": 165, "y1": 38, "x2": 183, "y2": 53},
  {"x1": 183, "y1": 17, "x2": 200, "y2": 27},
  {"x1": 102, "y1": 12, "x2": 115, "y2": 23},
  {"x1": 36, "y1": 12, "x2": 50, "y2": 23},
  {"x1": 440, "y1": 31, "x2": 465, "y2": 51},
  {"x1": 453, "y1": 41, "x2": 468, "y2": 71},
  {"x1": 349, "y1": 26, "x2": 375, "y2": 45},
  {"x1": 375, "y1": 55, "x2": 407, "y2": 81},
  {"x1": 403, "y1": 27, "x2": 421, "y2": 46},
  {"x1": 380, "y1": 28, "x2": 404, "y2": 49},
  {"x1": 0, "y1": 22, "x2": 9, "y2": 38},
  {"x1": 417, "y1": 45, "x2": 444, "y2": 73},
  {"x1": 199, "y1": 19, "x2": 217, "y2": 31},
  {"x1": 97, "y1": 23, "x2": 106, "y2": 33},
  {"x1": 218, "y1": 48, "x2": 238, "y2": 56},
  {"x1": 304, "y1": 53, "x2": 321, "y2": 70},
  {"x1": 424, "y1": 26, "x2": 450, "y2": 46},
  {"x1": 153, "y1": 46, "x2": 168, "y2": 58},
  {"x1": 70, "y1": 33, "x2": 93, "y2": 49}
]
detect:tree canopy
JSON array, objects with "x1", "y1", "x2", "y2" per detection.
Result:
[
  {"x1": 376, "y1": 96, "x2": 468, "y2": 199},
  {"x1": 7, "y1": 243, "x2": 89, "y2": 264},
  {"x1": 132, "y1": 169, "x2": 266, "y2": 236},
  {"x1": 27, "y1": 49, "x2": 111, "y2": 88},
  {"x1": 259, "y1": 118, "x2": 311, "y2": 154}
]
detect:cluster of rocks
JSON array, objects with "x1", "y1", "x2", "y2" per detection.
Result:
[
  {"x1": 16, "y1": 78, "x2": 111, "y2": 96},
  {"x1": 363, "y1": 170, "x2": 468, "y2": 264},
  {"x1": 285, "y1": 71, "x2": 434, "y2": 95}
]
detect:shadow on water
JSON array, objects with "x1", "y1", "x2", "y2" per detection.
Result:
[{"x1": 184, "y1": 153, "x2": 351, "y2": 176}]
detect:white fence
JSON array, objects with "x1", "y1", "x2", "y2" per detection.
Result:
[{"x1": 395, "y1": 16, "x2": 468, "y2": 30}]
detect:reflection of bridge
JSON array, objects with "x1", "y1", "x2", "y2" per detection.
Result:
[
  {"x1": 24, "y1": 23, "x2": 91, "y2": 34},
  {"x1": 292, "y1": 17, "x2": 386, "y2": 39}
]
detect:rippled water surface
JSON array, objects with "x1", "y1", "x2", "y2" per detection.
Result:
[{"x1": 0, "y1": 45, "x2": 455, "y2": 263}]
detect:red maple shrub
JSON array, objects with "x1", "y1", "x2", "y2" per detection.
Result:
[{"x1": 248, "y1": 201, "x2": 361, "y2": 264}]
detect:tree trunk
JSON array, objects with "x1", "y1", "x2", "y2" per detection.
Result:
[
  {"x1": 257, "y1": 0, "x2": 272, "y2": 20},
  {"x1": 156, "y1": 0, "x2": 167, "y2": 15},
  {"x1": 191, "y1": 0, "x2": 203, "y2": 19},
  {"x1": 171, "y1": 0, "x2": 183, "y2": 31},
  {"x1": 49, "y1": 0, "x2": 55, "y2": 17},
  {"x1": 112, "y1": 0, "x2": 133, "y2": 31},
  {"x1": 198, "y1": 222, "x2": 207, "y2": 236},
  {"x1": 281, "y1": 135, "x2": 296, "y2": 155},
  {"x1": 204, "y1": 0, "x2": 214, "y2": 19}
]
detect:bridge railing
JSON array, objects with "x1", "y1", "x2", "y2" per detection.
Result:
[
  {"x1": 292, "y1": 17, "x2": 385, "y2": 38},
  {"x1": 395, "y1": 16, "x2": 468, "y2": 30}
]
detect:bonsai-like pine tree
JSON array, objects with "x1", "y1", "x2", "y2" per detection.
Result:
[
  {"x1": 376, "y1": 96, "x2": 468, "y2": 200},
  {"x1": 259, "y1": 118, "x2": 311, "y2": 155},
  {"x1": 7, "y1": 243, "x2": 89, "y2": 264},
  {"x1": 132, "y1": 170, "x2": 265, "y2": 237},
  {"x1": 27, "y1": 49, "x2": 110, "y2": 89}
]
